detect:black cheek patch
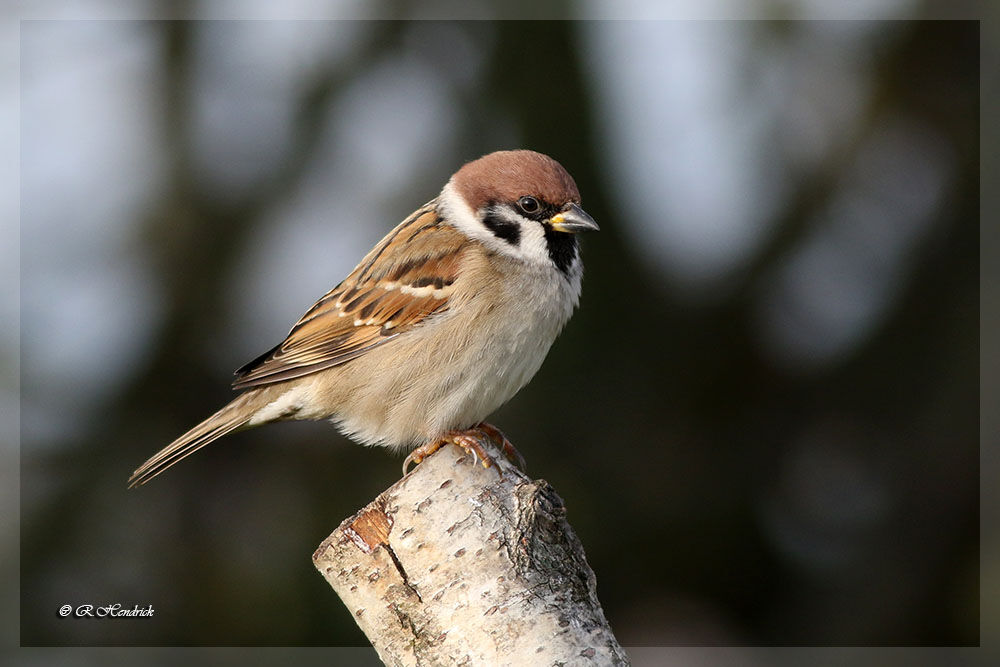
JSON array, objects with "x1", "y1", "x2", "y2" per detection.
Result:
[{"x1": 482, "y1": 211, "x2": 521, "y2": 246}]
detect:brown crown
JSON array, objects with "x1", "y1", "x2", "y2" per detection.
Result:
[{"x1": 450, "y1": 150, "x2": 581, "y2": 212}]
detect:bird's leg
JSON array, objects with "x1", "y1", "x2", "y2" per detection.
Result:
[
  {"x1": 402, "y1": 426, "x2": 513, "y2": 476},
  {"x1": 475, "y1": 422, "x2": 527, "y2": 472}
]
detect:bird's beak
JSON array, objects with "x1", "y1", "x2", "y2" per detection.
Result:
[{"x1": 548, "y1": 203, "x2": 600, "y2": 233}]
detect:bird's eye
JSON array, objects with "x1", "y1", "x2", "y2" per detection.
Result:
[{"x1": 518, "y1": 196, "x2": 540, "y2": 214}]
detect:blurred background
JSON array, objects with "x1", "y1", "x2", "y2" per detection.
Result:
[{"x1": 13, "y1": 8, "x2": 982, "y2": 650}]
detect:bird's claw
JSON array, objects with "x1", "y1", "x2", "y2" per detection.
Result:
[
  {"x1": 475, "y1": 422, "x2": 527, "y2": 472},
  {"x1": 402, "y1": 441, "x2": 443, "y2": 476},
  {"x1": 403, "y1": 424, "x2": 527, "y2": 477}
]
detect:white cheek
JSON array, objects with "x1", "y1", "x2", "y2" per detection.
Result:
[
  {"x1": 438, "y1": 180, "x2": 503, "y2": 249},
  {"x1": 515, "y1": 219, "x2": 555, "y2": 266},
  {"x1": 438, "y1": 180, "x2": 553, "y2": 268}
]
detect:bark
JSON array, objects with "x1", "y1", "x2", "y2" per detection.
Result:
[{"x1": 312, "y1": 442, "x2": 629, "y2": 666}]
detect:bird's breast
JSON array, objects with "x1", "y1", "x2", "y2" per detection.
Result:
[{"x1": 326, "y1": 252, "x2": 583, "y2": 449}]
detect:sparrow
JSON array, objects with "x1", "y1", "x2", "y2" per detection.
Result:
[{"x1": 128, "y1": 150, "x2": 598, "y2": 488}]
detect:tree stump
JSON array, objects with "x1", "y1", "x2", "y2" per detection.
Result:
[{"x1": 312, "y1": 442, "x2": 629, "y2": 666}]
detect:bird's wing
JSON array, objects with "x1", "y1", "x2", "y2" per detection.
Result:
[{"x1": 232, "y1": 202, "x2": 467, "y2": 390}]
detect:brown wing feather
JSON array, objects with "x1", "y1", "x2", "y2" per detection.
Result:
[{"x1": 232, "y1": 202, "x2": 467, "y2": 390}]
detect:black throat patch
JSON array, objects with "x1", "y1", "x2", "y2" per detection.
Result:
[{"x1": 542, "y1": 225, "x2": 579, "y2": 275}]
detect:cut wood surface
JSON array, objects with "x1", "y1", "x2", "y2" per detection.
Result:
[{"x1": 313, "y1": 442, "x2": 629, "y2": 666}]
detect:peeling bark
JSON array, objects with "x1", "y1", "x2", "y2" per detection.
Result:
[{"x1": 313, "y1": 443, "x2": 629, "y2": 666}]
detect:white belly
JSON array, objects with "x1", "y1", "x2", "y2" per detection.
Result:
[{"x1": 328, "y1": 259, "x2": 581, "y2": 449}]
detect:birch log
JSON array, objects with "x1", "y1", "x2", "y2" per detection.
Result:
[{"x1": 312, "y1": 441, "x2": 629, "y2": 666}]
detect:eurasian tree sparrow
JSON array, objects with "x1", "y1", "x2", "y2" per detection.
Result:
[{"x1": 128, "y1": 150, "x2": 598, "y2": 487}]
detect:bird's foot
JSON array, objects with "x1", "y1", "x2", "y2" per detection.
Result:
[
  {"x1": 402, "y1": 424, "x2": 525, "y2": 476},
  {"x1": 474, "y1": 422, "x2": 527, "y2": 472}
]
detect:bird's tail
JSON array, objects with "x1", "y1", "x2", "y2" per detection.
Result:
[{"x1": 128, "y1": 391, "x2": 268, "y2": 488}]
